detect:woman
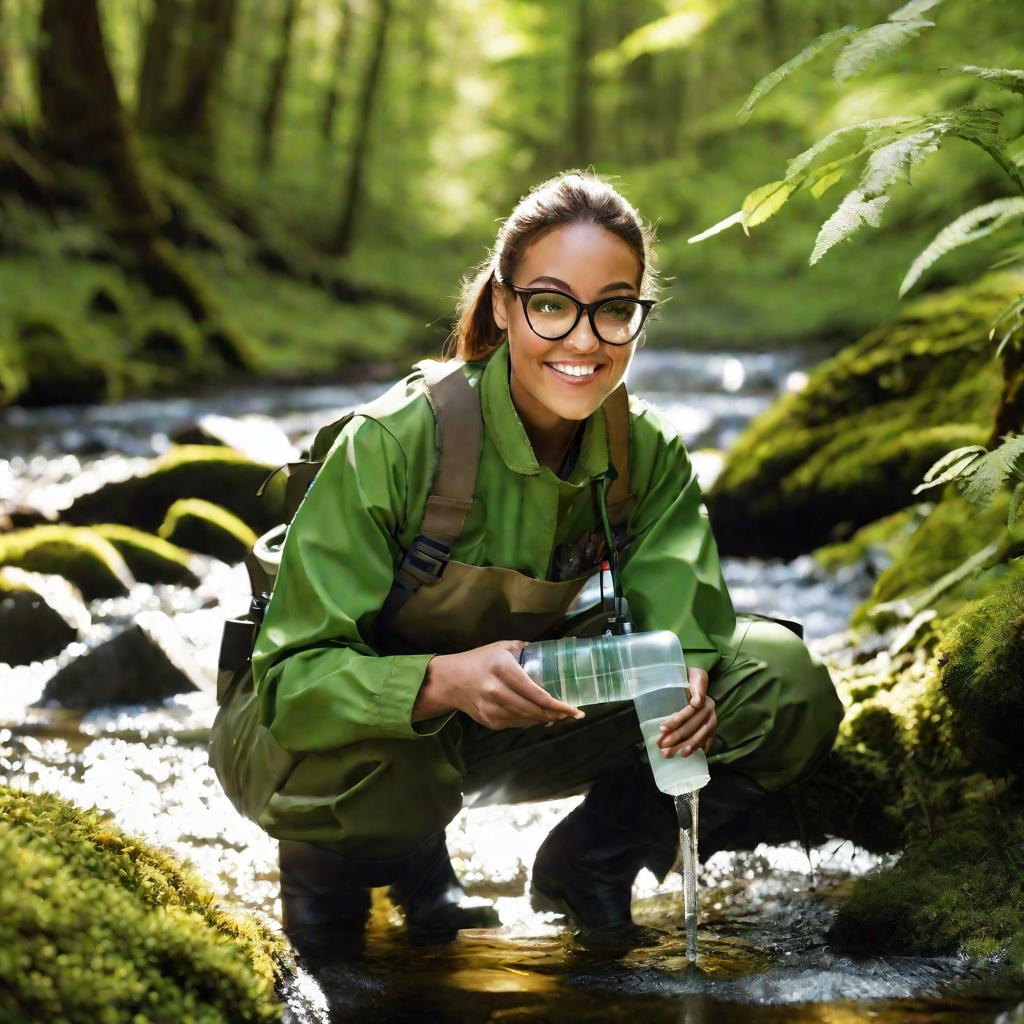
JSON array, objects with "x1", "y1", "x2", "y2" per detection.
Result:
[{"x1": 248, "y1": 170, "x2": 845, "y2": 948}]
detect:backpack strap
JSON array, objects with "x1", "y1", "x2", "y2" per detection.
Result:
[
  {"x1": 374, "y1": 359, "x2": 482, "y2": 632},
  {"x1": 603, "y1": 382, "x2": 634, "y2": 529}
]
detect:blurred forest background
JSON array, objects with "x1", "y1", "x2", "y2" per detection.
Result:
[{"x1": 1, "y1": 0, "x2": 1021, "y2": 405}]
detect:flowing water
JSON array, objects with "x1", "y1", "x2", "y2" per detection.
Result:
[
  {"x1": 680, "y1": 792, "x2": 701, "y2": 964},
  {"x1": 2, "y1": 348, "x2": 1022, "y2": 1022}
]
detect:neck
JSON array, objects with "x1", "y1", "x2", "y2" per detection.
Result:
[{"x1": 509, "y1": 375, "x2": 581, "y2": 472}]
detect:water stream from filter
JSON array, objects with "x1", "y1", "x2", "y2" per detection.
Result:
[{"x1": 678, "y1": 790, "x2": 701, "y2": 962}]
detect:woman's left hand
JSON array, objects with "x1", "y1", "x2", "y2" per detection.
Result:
[{"x1": 656, "y1": 667, "x2": 716, "y2": 759}]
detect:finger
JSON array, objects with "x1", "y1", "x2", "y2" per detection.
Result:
[
  {"x1": 687, "y1": 667, "x2": 709, "y2": 708},
  {"x1": 492, "y1": 686, "x2": 567, "y2": 724},
  {"x1": 662, "y1": 716, "x2": 717, "y2": 758},
  {"x1": 500, "y1": 662, "x2": 585, "y2": 719},
  {"x1": 659, "y1": 706, "x2": 714, "y2": 747},
  {"x1": 657, "y1": 702, "x2": 702, "y2": 735}
]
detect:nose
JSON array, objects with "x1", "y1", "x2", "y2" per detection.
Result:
[{"x1": 564, "y1": 314, "x2": 601, "y2": 354}]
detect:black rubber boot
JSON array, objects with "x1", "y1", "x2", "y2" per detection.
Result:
[
  {"x1": 387, "y1": 832, "x2": 501, "y2": 946},
  {"x1": 529, "y1": 753, "x2": 679, "y2": 948}
]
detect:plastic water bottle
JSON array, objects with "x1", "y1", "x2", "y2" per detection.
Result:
[{"x1": 518, "y1": 631, "x2": 710, "y2": 796}]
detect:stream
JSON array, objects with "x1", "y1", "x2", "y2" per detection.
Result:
[{"x1": 2, "y1": 348, "x2": 1022, "y2": 1023}]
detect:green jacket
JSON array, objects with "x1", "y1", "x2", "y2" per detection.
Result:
[{"x1": 251, "y1": 339, "x2": 737, "y2": 755}]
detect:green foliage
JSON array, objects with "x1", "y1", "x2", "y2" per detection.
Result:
[
  {"x1": 158, "y1": 498, "x2": 259, "y2": 564},
  {"x1": 0, "y1": 785, "x2": 287, "y2": 1024},
  {"x1": 0, "y1": 525, "x2": 136, "y2": 600}
]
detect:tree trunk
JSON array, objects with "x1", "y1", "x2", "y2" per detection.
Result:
[
  {"x1": 990, "y1": 340, "x2": 1024, "y2": 444},
  {"x1": 168, "y1": 0, "x2": 238, "y2": 169},
  {"x1": 320, "y1": 0, "x2": 354, "y2": 145},
  {"x1": 568, "y1": 0, "x2": 592, "y2": 166},
  {"x1": 137, "y1": 0, "x2": 184, "y2": 133},
  {"x1": 258, "y1": 0, "x2": 301, "y2": 169},
  {"x1": 333, "y1": 0, "x2": 391, "y2": 256}
]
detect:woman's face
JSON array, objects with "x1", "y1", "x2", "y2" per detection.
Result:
[{"x1": 492, "y1": 222, "x2": 642, "y2": 430}]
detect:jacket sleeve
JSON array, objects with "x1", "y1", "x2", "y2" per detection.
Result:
[
  {"x1": 619, "y1": 414, "x2": 737, "y2": 675},
  {"x1": 250, "y1": 415, "x2": 452, "y2": 754}
]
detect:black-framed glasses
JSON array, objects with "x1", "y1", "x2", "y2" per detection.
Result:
[{"x1": 504, "y1": 283, "x2": 656, "y2": 346}]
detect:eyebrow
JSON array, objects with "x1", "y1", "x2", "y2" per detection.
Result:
[{"x1": 525, "y1": 275, "x2": 639, "y2": 295}]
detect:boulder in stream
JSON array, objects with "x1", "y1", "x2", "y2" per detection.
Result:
[
  {"x1": 158, "y1": 497, "x2": 259, "y2": 564},
  {"x1": 707, "y1": 271, "x2": 1023, "y2": 557},
  {"x1": 0, "y1": 785, "x2": 289, "y2": 1022},
  {"x1": 91, "y1": 523, "x2": 203, "y2": 587},
  {"x1": 38, "y1": 612, "x2": 212, "y2": 707},
  {"x1": 0, "y1": 569, "x2": 79, "y2": 665},
  {"x1": 59, "y1": 443, "x2": 287, "y2": 534},
  {"x1": 0, "y1": 524, "x2": 135, "y2": 600}
]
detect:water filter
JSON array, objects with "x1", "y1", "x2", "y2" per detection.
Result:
[{"x1": 519, "y1": 631, "x2": 711, "y2": 796}]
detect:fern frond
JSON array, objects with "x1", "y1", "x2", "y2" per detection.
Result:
[
  {"x1": 901, "y1": 198, "x2": 1024, "y2": 296},
  {"x1": 859, "y1": 126, "x2": 946, "y2": 194},
  {"x1": 943, "y1": 105, "x2": 1004, "y2": 148},
  {"x1": 957, "y1": 434, "x2": 1024, "y2": 511},
  {"x1": 1009, "y1": 481, "x2": 1024, "y2": 530},
  {"x1": 687, "y1": 210, "x2": 745, "y2": 244},
  {"x1": 737, "y1": 25, "x2": 858, "y2": 123},
  {"x1": 833, "y1": 19, "x2": 935, "y2": 80},
  {"x1": 785, "y1": 117, "x2": 912, "y2": 178},
  {"x1": 912, "y1": 445, "x2": 987, "y2": 494},
  {"x1": 940, "y1": 64, "x2": 1024, "y2": 98},
  {"x1": 809, "y1": 189, "x2": 889, "y2": 264},
  {"x1": 989, "y1": 243, "x2": 1024, "y2": 270},
  {"x1": 887, "y1": 0, "x2": 944, "y2": 21},
  {"x1": 741, "y1": 179, "x2": 802, "y2": 228},
  {"x1": 989, "y1": 293, "x2": 1024, "y2": 358},
  {"x1": 810, "y1": 166, "x2": 847, "y2": 198}
]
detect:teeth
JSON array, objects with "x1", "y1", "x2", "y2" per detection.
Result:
[{"x1": 550, "y1": 363, "x2": 598, "y2": 377}]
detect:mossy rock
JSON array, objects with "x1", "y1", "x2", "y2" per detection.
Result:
[
  {"x1": 0, "y1": 334, "x2": 28, "y2": 408},
  {"x1": 0, "y1": 785, "x2": 288, "y2": 1023},
  {"x1": 707, "y1": 271, "x2": 1022, "y2": 557},
  {"x1": 134, "y1": 316, "x2": 205, "y2": 374},
  {"x1": 158, "y1": 498, "x2": 258, "y2": 564},
  {"x1": 0, "y1": 525, "x2": 135, "y2": 600},
  {"x1": 812, "y1": 504, "x2": 931, "y2": 576},
  {"x1": 91, "y1": 523, "x2": 202, "y2": 587},
  {"x1": 935, "y1": 560, "x2": 1024, "y2": 776},
  {"x1": 14, "y1": 318, "x2": 112, "y2": 406},
  {"x1": 61, "y1": 444, "x2": 286, "y2": 535},
  {"x1": 829, "y1": 812, "x2": 1024, "y2": 969}
]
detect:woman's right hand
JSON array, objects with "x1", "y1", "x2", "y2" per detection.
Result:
[{"x1": 413, "y1": 640, "x2": 585, "y2": 730}]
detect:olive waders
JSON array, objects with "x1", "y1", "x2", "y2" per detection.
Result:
[{"x1": 210, "y1": 359, "x2": 844, "y2": 944}]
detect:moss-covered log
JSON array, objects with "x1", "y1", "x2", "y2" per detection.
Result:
[
  {"x1": 0, "y1": 525, "x2": 135, "y2": 600},
  {"x1": 707, "y1": 272, "x2": 1023, "y2": 558},
  {"x1": 0, "y1": 785, "x2": 288, "y2": 1023},
  {"x1": 158, "y1": 498, "x2": 258, "y2": 563},
  {"x1": 61, "y1": 445, "x2": 286, "y2": 535}
]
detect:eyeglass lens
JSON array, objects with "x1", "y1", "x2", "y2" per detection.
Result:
[{"x1": 524, "y1": 292, "x2": 644, "y2": 344}]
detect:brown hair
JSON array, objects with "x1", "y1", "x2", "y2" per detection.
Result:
[{"x1": 444, "y1": 169, "x2": 663, "y2": 362}]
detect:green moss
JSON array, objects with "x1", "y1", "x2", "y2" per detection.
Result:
[
  {"x1": 829, "y1": 813, "x2": 1024, "y2": 970},
  {"x1": 91, "y1": 524, "x2": 201, "y2": 586},
  {"x1": 935, "y1": 560, "x2": 1024, "y2": 776},
  {"x1": 0, "y1": 785, "x2": 288, "y2": 1024},
  {"x1": 707, "y1": 271, "x2": 1021, "y2": 557},
  {"x1": 158, "y1": 499, "x2": 258, "y2": 564},
  {"x1": 0, "y1": 525, "x2": 135, "y2": 600},
  {"x1": 813, "y1": 504, "x2": 931, "y2": 575},
  {"x1": 62, "y1": 445, "x2": 286, "y2": 535}
]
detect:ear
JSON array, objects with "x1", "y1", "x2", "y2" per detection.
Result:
[{"x1": 491, "y1": 278, "x2": 509, "y2": 332}]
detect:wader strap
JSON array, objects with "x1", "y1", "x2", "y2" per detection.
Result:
[
  {"x1": 376, "y1": 360, "x2": 482, "y2": 631},
  {"x1": 604, "y1": 383, "x2": 634, "y2": 527}
]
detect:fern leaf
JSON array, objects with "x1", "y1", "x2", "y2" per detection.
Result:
[
  {"x1": 1009, "y1": 481, "x2": 1024, "y2": 529},
  {"x1": 688, "y1": 210, "x2": 745, "y2": 244},
  {"x1": 810, "y1": 166, "x2": 847, "y2": 198},
  {"x1": 887, "y1": 0, "x2": 943, "y2": 21},
  {"x1": 737, "y1": 25, "x2": 858, "y2": 123},
  {"x1": 912, "y1": 445, "x2": 987, "y2": 494},
  {"x1": 785, "y1": 117, "x2": 912, "y2": 179},
  {"x1": 988, "y1": 293, "x2": 1024, "y2": 349},
  {"x1": 940, "y1": 64, "x2": 1024, "y2": 98},
  {"x1": 859, "y1": 126, "x2": 946, "y2": 194},
  {"x1": 810, "y1": 190, "x2": 889, "y2": 264},
  {"x1": 742, "y1": 179, "x2": 801, "y2": 228},
  {"x1": 900, "y1": 198, "x2": 1024, "y2": 296},
  {"x1": 989, "y1": 243, "x2": 1024, "y2": 270},
  {"x1": 833, "y1": 20, "x2": 935, "y2": 80},
  {"x1": 944, "y1": 105, "x2": 1004, "y2": 148},
  {"x1": 956, "y1": 434, "x2": 1024, "y2": 511}
]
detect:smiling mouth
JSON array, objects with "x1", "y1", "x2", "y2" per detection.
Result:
[{"x1": 545, "y1": 362, "x2": 605, "y2": 383}]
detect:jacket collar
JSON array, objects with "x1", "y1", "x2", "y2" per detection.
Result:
[{"x1": 480, "y1": 337, "x2": 610, "y2": 481}]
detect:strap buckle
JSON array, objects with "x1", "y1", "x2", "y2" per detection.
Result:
[{"x1": 395, "y1": 534, "x2": 451, "y2": 589}]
